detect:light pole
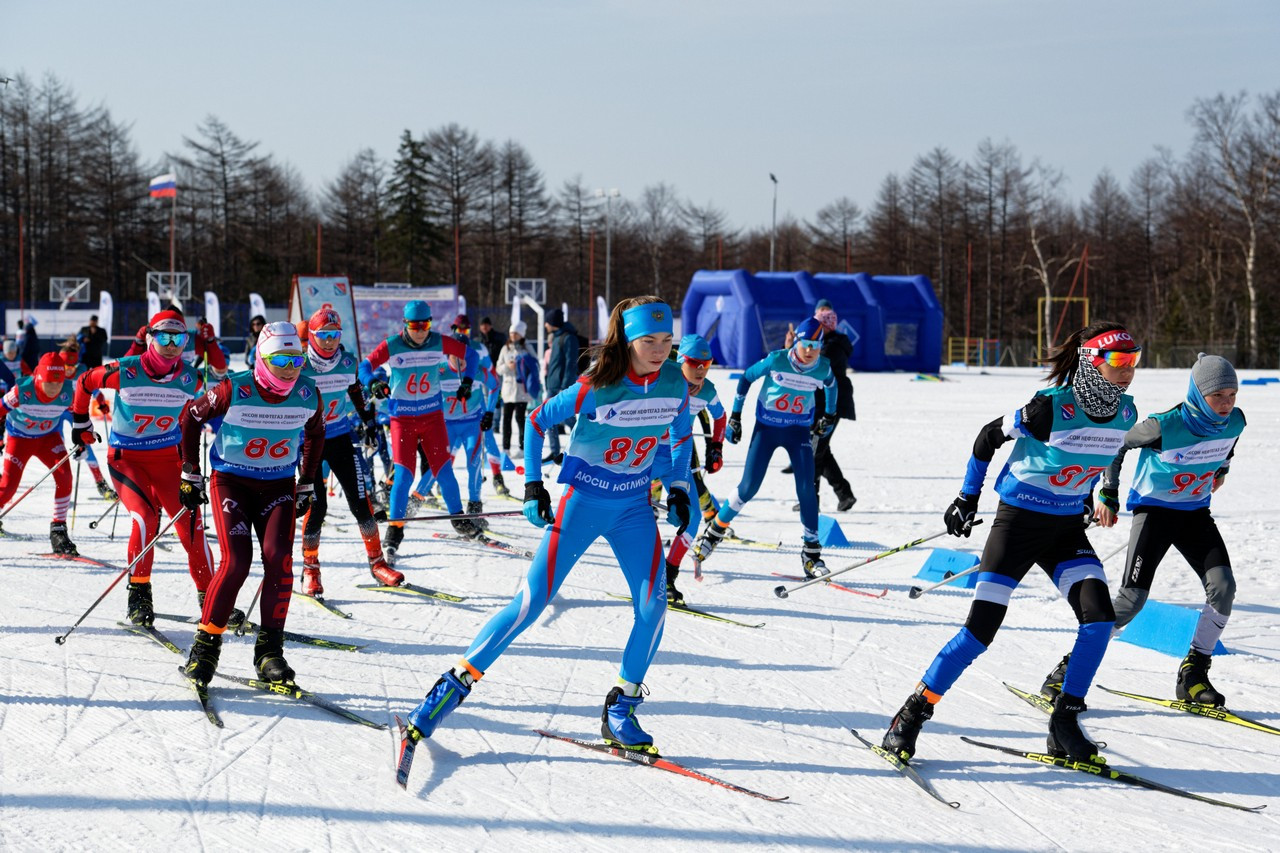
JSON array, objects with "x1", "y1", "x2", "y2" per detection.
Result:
[
  {"x1": 769, "y1": 173, "x2": 778, "y2": 272},
  {"x1": 594, "y1": 188, "x2": 620, "y2": 307}
]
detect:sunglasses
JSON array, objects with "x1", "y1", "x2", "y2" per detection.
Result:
[
  {"x1": 152, "y1": 331, "x2": 188, "y2": 347},
  {"x1": 312, "y1": 329, "x2": 342, "y2": 342},
  {"x1": 795, "y1": 339, "x2": 821, "y2": 351},
  {"x1": 405, "y1": 320, "x2": 432, "y2": 332},
  {"x1": 682, "y1": 357, "x2": 712, "y2": 368},
  {"x1": 264, "y1": 353, "x2": 306, "y2": 369},
  {"x1": 1080, "y1": 346, "x2": 1142, "y2": 368}
]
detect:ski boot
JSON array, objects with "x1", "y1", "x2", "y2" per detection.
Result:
[
  {"x1": 253, "y1": 628, "x2": 295, "y2": 684},
  {"x1": 802, "y1": 541, "x2": 829, "y2": 579},
  {"x1": 1040, "y1": 653, "x2": 1071, "y2": 702},
  {"x1": 835, "y1": 482, "x2": 857, "y2": 512},
  {"x1": 493, "y1": 472, "x2": 510, "y2": 498},
  {"x1": 1046, "y1": 692, "x2": 1101, "y2": 763},
  {"x1": 383, "y1": 524, "x2": 404, "y2": 567},
  {"x1": 451, "y1": 513, "x2": 482, "y2": 540},
  {"x1": 50, "y1": 521, "x2": 79, "y2": 557},
  {"x1": 665, "y1": 562, "x2": 684, "y2": 607},
  {"x1": 1177, "y1": 649, "x2": 1225, "y2": 706},
  {"x1": 127, "y1": 581, "x2": 154, "y2": 627},
  {"x1": 466, "y1": 500, "x2": 489, "y2": 532},
  {"x1": 882, "y1": 689, "x2": 935, "y2": 762},
  {"x1": 406, "y1": 669, "x2": 474, "y2": 739},
  {"x1": 96, "y1": 480, "x2": 119, "y2": 502},
  {"x1": 301, "y1": 562, "x2": 324, "y2": 597},
  {"x1": 693, "y1": 519, "x2": 729, "y2": 563},
  {"x1": 369, "y1": 556, "x2": 404, "y2": 587},
  {"x1": 602, "y1": 686, "x2": 657, "y2": 754},
  {"x1": 405, "y1": 491, "x2": 426, "y2": 519},
  {"x1": 183, "y1": 629, "x2": 222, "y2": 684}
]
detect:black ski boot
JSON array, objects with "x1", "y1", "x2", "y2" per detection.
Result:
[
  {"x1": 1046, "y1": 692, "x2": 1100, "y2": 762},
  {"x1": 1177, "y1": 649, "x2": 1225, "y2": 706},
  {"x1": 451, "y1": 512, "x2": 482, "y2": 540},
  {"x1": 50, "y1": 521, "x2": 78, "y2": 556},
  {"x1": 802, "y1": 541, "x2": 829, "y2": 579},
  {"x1": 882, "y1": 690, "x2": 934, "y2": 762},
  {"x1": 493, "y1": 471, "x2": 510, "y2": 497},
  {"x1": 253, "y1": 628, "x2": 295, "y2": 684},
  {"x1": 665, "y1": 561, "x2": 684, "y2": 606},
  {"x1": 466, "y1": 500, "x2": 489, "y2": 532},
  {"x1": 693, "y1": 519, "x2": 729, "y2": 563},
  {"x1": 183, "y1": 629, "x2": 222, "y2": 684},
  {"x1": 1040, "y1": 653, "x2": 1071, "y2": 702},
  {"x1": 383, "y1": 524, "x2": 404, "y2": 567},
  {"x1": 835, "y1": 481, "x2": 857, "y2": 512},
  {"x1": 127, "y1": 581, "x2": 154, "y2": 627},
  {"x1": 96, "y1": 480, "x2": 119, "y2": 502}
]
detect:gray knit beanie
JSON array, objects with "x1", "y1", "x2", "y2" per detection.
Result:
[{"x1": 1192, "y1": 353, "x2": 1237, "y2": 396}]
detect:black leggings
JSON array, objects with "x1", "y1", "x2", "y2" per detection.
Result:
[
  {"x1": 303, "y1": 432, "x2": 377, "y2": 543},
  {"x1": 502, "y1": 401, "x2": 527, "y2": 451}
]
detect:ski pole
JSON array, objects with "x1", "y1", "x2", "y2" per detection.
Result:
[
  {"x1": 54, "y1": 508, "x2": 189, "y2": 645},
  {"x1": 774, "y1": 520, "x2": 984, "y2": 599},
  {"x1": 70, "y1": 456, "x2": 83, "y2": 529},
  {"x1": 0, "y1": 451, "x2": 76, "y2": 522},
  {"x1": 108, "y1": 500, "x2": 121, "y2": 540},
  {"x1": 389, "y1": 509, "x2": 524, "y2": 524},
  {"x1": 909, "y1": 565, "x2": 981, "y2": 599},
  {"x1": 88, "y1": 498, "x2": 118, "y2": 529},
  {"x1": 236, "y1": 579, "x2": 264, "y2": 638},
  {"x1": 1100, "y1": 540, "x2": 1128, "y2": 564}
]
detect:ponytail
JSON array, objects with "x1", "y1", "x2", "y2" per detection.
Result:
[
  {"x1": 583, "y1": 295, "x2": 664, "y2": 390},
  {"x1": 1044, "y1": 320, "x2": 1129, "y2": 387}
]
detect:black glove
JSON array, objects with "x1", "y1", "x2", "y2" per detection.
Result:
[
  {"x1": 523, "y1": 480, "x2": 554, "y2": 528},
  {"x1": 456, "y1": 376, "x2": 474, "y2": 402},
  {"x1": 704, "y1": 440, "x2": 724, "y2": 474},
  {"x1": 944, "y1": 492, "x2": 978, "y2": 537},
  {"x1": 1098, "y1": 486, "x2": 1120, "y2": 513},
  {"x1": 665, "y1": 487, "x2": 691, "y2": 535},
  {"x1": 360, "y1": 420, "x2": 380, "y2": 452},
  {"x1": 179, "y1": 465, "x2": 208, "y2": 513},
  {"x1": 1082, "y1": 491, "x2": 1096, "y2": 528},
  {"x1": 295, "y1": 480, "x2": 315, "y2": 514},
  {"x1": 725, "y1": 413, "x2": 743, "y2": 445},
  {"x1": 811, "y1": 413, "x2": 838, "y2": 440},
  {"x1": 70, "y1": 415, "x2": 96, "y2": 451},
  {"x1": 479, "y1": 410, "x2": 494, "y2": 431},
  {"x1": 369, "y1": 380, "x2": 390, "y2": 400}
]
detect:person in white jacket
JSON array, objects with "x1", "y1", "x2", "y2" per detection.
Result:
[{"x1": 496, "y1": 321, "x2": 538, "y2": 453}]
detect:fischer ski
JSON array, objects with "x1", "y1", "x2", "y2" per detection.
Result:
[
  {"x1": 605, "y1": 593, "x2": 764, "y2": 628},
  {"x1": 394, "y1": 714, "x2": 420, "y2": 789},
  {"x1": 430, "y1": 531, "x2": 534, "y2": 559},
  {"x1": 357, "y1": 583, "x2": 467, "y2": 603},
  {"x1": 771, "y1": 573, "x2": 888, "y2": 599},
  {"x1": 294, "y1": 592, "x2": 354, "y2": 620},
  {"x1": 152, "y1": 612, "x2": 364, "y2": 652},
  {"x1": 961, "y1": 736, "x2": 1265, "y2": 813},
  {"x1": 1004, "y1": 682, "x2": 1055, "y2": 715},
  {"x1": 177, "y1": 665, "x2": 224, "y2": 728},
  {"x1": 849, "y1": 728, "x2": 959, "y2": 808},
  {"x1": 118, "y1": 622, "x2": 184, "y2": 655},
  {"x1": 535, "y1": 730, "x2": 787, "y2": 802},
  {"x1": 1098, "y1": 685, "x2": 1280, "y2": 737},
  {"x1": 211, "y1": 672, "x2": 387, "y2": 730}
]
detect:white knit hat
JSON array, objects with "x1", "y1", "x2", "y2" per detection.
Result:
[{"x1": 257, "y1": 321, "x2": 303, "y2": 356}]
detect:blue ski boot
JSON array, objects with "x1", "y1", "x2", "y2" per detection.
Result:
[
  {"x1": 601, "y1": 686, "x2": 658, "y2": 754},
  {"x1": 406, "y1": 670, "x2": 472, "y2": 739}
]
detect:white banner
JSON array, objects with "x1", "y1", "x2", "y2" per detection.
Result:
[
  {"x1": 146, "y1": 291, "x2": 161, "y2": 322},
  {"x1": 203, "y1": 291, "x2": 221, "y2": 338},
  {"x1": 97, "y1": 291, "x2": 114, "y2": 343},
  {"x1": 596, "y1": 295, "x2": 609, "y2": 342},
  {"x1": 249, "y1": 292, "x2": 267, "y2": 323}
]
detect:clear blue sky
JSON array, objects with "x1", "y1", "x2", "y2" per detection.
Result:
[{"x1": 5, "y1": 1, "x2": 1278, "y2": 229}]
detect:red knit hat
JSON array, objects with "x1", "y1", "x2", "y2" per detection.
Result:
[
  {"x1": 308, "y1": 304, "x2": 342, "y2": 332},
  {"x1": 148, "y1": 310, "x2": 187, "y2": 334},
  {"x1": 34, "y1": 352, "x2": 67, "y2": 384}
]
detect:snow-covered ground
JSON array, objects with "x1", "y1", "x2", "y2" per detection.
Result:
[{"x1": 2, "y1": 364, "x2": 1278, "y2": 851}]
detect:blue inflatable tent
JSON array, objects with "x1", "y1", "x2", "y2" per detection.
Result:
[{"x1": 682, "y1": 270, "x2": 943, "y2": 372}]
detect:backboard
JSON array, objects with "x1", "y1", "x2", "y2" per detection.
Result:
[{"x1": 505, "y1": 278, "x2": 546, "y2": 305}]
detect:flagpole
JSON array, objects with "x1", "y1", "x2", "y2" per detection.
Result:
[{"x1": 169, "y1": 192, "x2": 176, "y2": 278}]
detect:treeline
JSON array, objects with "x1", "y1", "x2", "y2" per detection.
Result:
[{"x1": 2, "y1": 71, "x2": 1278, "y2": 364}]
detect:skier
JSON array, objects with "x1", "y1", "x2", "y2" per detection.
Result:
[
  {"x1": 649, "y1": 333, "x2": 726, "y2": 605},
  {"x1": 398, "y1": 296, "x2": 692, "y2": 754},
  {"x1": 693, "y1": 317, "x2": 837, "y2": 578},
  {"x1": 70, "y1": 310, "x2": 215, "y2": 626},
  {"x1": 881, "y1": 322, "x2": 1141, "y2": 764},
  {"x1": 295, "y1": 306, "x2": 400, "y2": 595},
  {"x1": 123, "y1": 310, "x2": 227, "y2": 378},
  {"x1": 57, "y1": 347, "x2": 118, "y2": 502},
  {"x1": 0, "y1": 353, "x2": 78, "y2": 553},
  {"x1": 0, "y1": 339, "x2": 20, "y2": 391},
  {"x1": 358, "y1": 301, "x2": 480, "y2": 565},
  {"x1": 1041, "y1": 352, "x2": 1244, "y2": 708},
  {"x1": 179, "y1": 322, "x2": 325, "y2": 686}
]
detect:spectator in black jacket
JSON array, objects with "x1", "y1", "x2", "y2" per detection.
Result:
[
  {"x1": 76, "y1": 315, "x2": 109, "y2": 368},
  {"x1": 18, "y1": 315, "x2": 40, "y2": 374},
  {"x1": 475, "y1": 317, "x2": 504, "y2": 361},
  {"x1": 542, "y1": 308, "x2": 580, "y2": 464}
]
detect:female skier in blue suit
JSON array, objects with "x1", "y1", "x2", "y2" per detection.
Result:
[{"x1": 400, "y1": 296, "x2": 693, "y2": 754}]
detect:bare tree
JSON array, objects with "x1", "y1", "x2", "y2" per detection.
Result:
[{"x1": 806, "y1": 197, "x2": 861, "y2": 273}]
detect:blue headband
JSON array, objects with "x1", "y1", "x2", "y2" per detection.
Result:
[{"x1": 622, "y1": 303, "x2": 673, "y2": 341}]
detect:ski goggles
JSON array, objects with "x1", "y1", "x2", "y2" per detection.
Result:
[
  {"x1": 681, "y1": 357, "x2": 712, "y2": 369},
  {"x1": 405, "y1": 319, "x2": 432, "y2": 332},
  {"x1": 311, "y1": 329, "x2": 342, "y2": 342},
  {"x1": 1080, "y1": 346, "x2": 1142, "y2": 368},
  {"x1": 794, "y1": 339, "x2": 821, "y2": 352},
  {"x1": 151, "y1": 331, "x2": 188, "y2": 347},
  {"x1": 263, "y1": 353, "x2": 306, "y2": 369}
]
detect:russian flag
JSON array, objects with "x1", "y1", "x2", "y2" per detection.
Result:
[{"x1": 149, "y1": 173, "x2": 177, "y2": 199}]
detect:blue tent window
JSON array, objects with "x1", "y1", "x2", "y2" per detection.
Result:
[{"x1": 885, "y1": 322, "x2": 919, "y2": 357}]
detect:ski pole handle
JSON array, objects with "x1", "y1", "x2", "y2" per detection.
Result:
[
  {"x1": 773, "y1": 520, "x2": 984, "y2": 599},
  {"x1": 0, "y1": 451, "x2": 76, "y2": 521},
  {"x1": 55, "y1": 508, "x2": 190, "y2": 645},
  {"x1": 909, "y1": 564, "x2": 981, "y2": 599},
  {"x1": 388, "y1": 509, "x2": 525, "y2": 524}
]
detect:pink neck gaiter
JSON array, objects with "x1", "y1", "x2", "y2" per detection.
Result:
[
  {"x1": 253, "y1": 355, "x2": 298, "y2": 397},
  {"x1": 140, "y1": 347, "x2": 182, "y2": 380}
]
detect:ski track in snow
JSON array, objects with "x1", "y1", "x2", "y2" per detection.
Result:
[{"x1": 1, "y1": 365, "x2": 1279, "y2": 849}]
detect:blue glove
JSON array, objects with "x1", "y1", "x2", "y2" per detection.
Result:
[
  {"x1": 665, "y1": 487, "x2": 691, "y2": 535},
  {"x1": 725, "y1": 413, "x2": 743, "y2": 445},
  {"x1": 523, "y1": 481, "x2": 554, "y2": 528}
]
